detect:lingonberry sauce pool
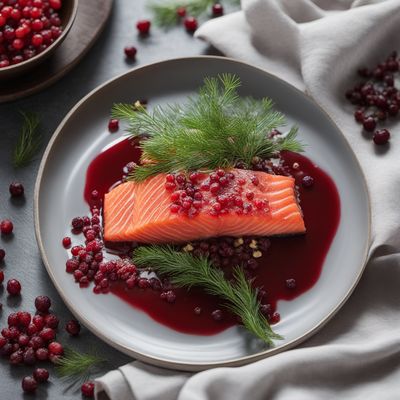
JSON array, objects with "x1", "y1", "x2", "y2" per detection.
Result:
[{"x1": 83, "y1": 138, "x2": 340, "y2": 335}]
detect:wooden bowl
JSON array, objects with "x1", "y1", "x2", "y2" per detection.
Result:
[{"x1": 0, "y1": 0, "x2": 79, "y2": 81}]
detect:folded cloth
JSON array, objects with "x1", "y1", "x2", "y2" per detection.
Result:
[{"x1": 96, "y1": 1, "x2": 400, "y2": 398}]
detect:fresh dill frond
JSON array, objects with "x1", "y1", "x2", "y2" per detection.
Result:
[
  {"x1": 133, "y1": 245, "x2": 282, "y2": 345},
  {"x1": 149, "y1": 0, "x2": 214, "y2": 27},
  {"x1": 55, "y1": 347, "x2": 106, "y2": 380},
  {"x1": 13, "y1": 111, "x2": 41, "y2": 168},
  {"x1": 112, "y1": 74, "x2": 303, "y2": 181}
]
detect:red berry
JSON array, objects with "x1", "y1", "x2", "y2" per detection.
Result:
[
  {"x1": 23, "y1": 348, "x2": 37, "y2": 365},
  {"x1": 210, "y1": 182, "x2": 220, "y2": 194},
  {"x1": 362, "y1": 116, "x2": 376, "y2": 132},
  {"x1": 124, "y1": 46, "x2": 137, "y2": 59},
  {"x1": 9, "y1": 182, "x2": 24, "y2": 197},
  {"x1": 136, "y1": 19, "x2": 151, "y2": 34},
  {"x1": 165, "y1": 290, "x2": 176, "y2": 303},
  {"x1": 39, "y1": 327, "x2": 55, "y2": 341},
  {"x1": 270, "y1": 311, "x2": 281, "y2": 324},
  {"x1": 212, "y1": 3, "x2": 224, "y2": 16},
  {"x1": 211, "y1": 309, "x2": 223, "y2": 321},
  {"x1": 65, "y1": 319, "x2": 81, "y2": 336},
  {"x1": 35, "y1": 295, "x2": 51, "y2": 312},
  {"x1": 48, "y1": 341, "x2": 63, "y2": 355},
  {"x1": 44, "y1": 313, "x2": 59, "y2": 329},
  {"x1": 31, "y1": 33, "x2": 43, "y2": 46},
  {"x1": 35, "y1": 347, "x2": 49, "y2": 360},
  {"x1": 108, "y1": 118, "x2": 119, "y2": 132},
  {"x1": 30, "y1": 335, "x2": 45, "y2": 349},
  {"x1": 177, "y1": 7, "x2": 186, "y2": 17},
  {"x1": 373, "y1": 129, "x2": 390, "y2": 145},
  {"x1": 7, "y1": 279, "x2": 21, "y2": 295},
  {"x1": 0, "y1": 270, "x2": 4, "y2": 283},
  {"x1": 10, "y1": 350, "x2": 24, "y2": 365},
  {"x1": 286, "y1": 278, "x2": 297, "y2": 289},
  {"x1": 17, "y1": 311, "x2": 31, "y2": 327},
  {"x1": 71, "y1": 217, "x2": 84, "y2": 230},
  {"x1": 301, "y1": 175, "x2": 314, "y2": 188},
  {"x1": 184, "y1": 16, "x2": 198, "y2": 32},
  {"x1": 49, "y1": 0, "x2": 62, "y2": 9},
  {"x1": 32, "y1": 314, "x2": 45, "y2": 329},
  {"x1": 170, "y1": 204, "x2": 180, "y2": 213},
  {"x1": 33, "y1": 368, "x2": 49, "y2": 383},
  {"x1": 62, "y1": 236, "x2": 71, "y2": 248},
  {"x1": 81, "y1": 381, "x2": 95, "y2": 398},
  {"x1": 0, "y1": 220, "x2": 13, "y2": 235},
  {"x1": 22, "y1": 376, "x2": 37, "y2": 393},
  {"x1": 18, "y1": 334, "x2": 30, "y2": 346}
]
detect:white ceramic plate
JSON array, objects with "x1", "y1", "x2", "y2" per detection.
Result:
[{"x1": 34, "y1": 57, "x2": 371, "y2": 371}]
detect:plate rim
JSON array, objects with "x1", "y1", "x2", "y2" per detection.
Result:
[{"x1": 34, "y1": 55, "x2": 372, "y2": 371}]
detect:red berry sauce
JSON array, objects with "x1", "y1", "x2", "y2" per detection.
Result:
[{"x1": 77, "y1": 138, "x2": 340, "y2": 336}]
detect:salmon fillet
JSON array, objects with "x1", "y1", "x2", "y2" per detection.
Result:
[{"x1": 103, "y1": 169, "x2": 305, "y2": 243}]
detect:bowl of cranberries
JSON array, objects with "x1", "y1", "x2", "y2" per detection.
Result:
[{"x1": 0, "y1": 0, "x2": 78, "y2": 80}]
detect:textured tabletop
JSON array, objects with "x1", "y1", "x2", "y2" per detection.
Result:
[{"x1": 0, "y1": 0, "x2": 216, "y2": 397}]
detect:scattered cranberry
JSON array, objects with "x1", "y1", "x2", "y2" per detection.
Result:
[
  {"x1": 108, "y1": 118, "x2": 119, "y2": 132},
  {"x1": 7, "y1": 279, "x2": 21, "y2": 295},
  {"x1": 9, "y1": 182, "x2": 24, "y2": 197},
  {"x1": 33, "y1": 367, "x2": 49, "y2": 383},
  {"x1": 35, "y1": 295, "x2": 51, "y2": 313},
  {"x1": 362, "y1": 116, "x2": 376, "y2": 132},
  {"x1": 0, "y1": 270, "x2": 4, "y2": 283},
  {"x1": 373, "y1": 129, "x2": 390, "y2": 145},
  {"x1": 81, "y1": 381, "x2": 95, "y2": 398},
  {"x1": 0, "y1": 219, "x2": 13, "y2": 235},
  {"x1": 71, "y1": 217, "x2": 84, "y2": 230},
  {"x1": 62, "y1": 236, "x2": 71, "y2": 248},
  {"x1": 346, "y1": 51, "x2": 400, "y2": 146},
  {"x1": 124, "y1": 46, "x2": 137, "y2": 60},
  {"x1": 184, "y1": 16, "x2": 198, "y2": 32},
  {"x1": 136, "y1": 19, "x2": 151, "y2": 34},
  {"x1": 301, "y1": 175, "x2": 314, "y2": 188},
  {"x1": 65, "y1": 319, "x2": 81, "y2": 336},
  {"x1": 22, "y1": 376, "x2": 37, "y2": 393},
  {"x1": 0, "y1": 249, "x2": 5, "y2": 262},
  {"x1": 212, "y1": 3, "x2": 224, "y2": 16},
  {"x1": 176, "y1": 7, "x2": 186, "y2": 17}
]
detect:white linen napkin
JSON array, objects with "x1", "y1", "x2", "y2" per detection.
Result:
[{"x1": 96, "y1": 1, "x2": 400, "y2": 398}]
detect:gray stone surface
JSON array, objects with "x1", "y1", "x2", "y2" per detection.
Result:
[{"x1": 0, "y1": 1, "x2": 219, "y2": 397}]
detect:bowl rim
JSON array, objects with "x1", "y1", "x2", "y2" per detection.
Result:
[
  {"x1": 33, "y1": 56, "x2": 372, "y2": 372},
  {"x1": 0, "y1": 0, "x2": 79, "y2": 74}
]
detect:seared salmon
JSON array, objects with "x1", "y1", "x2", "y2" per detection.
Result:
[{"x1": 103, "y1": 169, "x2": 305, "y2": 243}]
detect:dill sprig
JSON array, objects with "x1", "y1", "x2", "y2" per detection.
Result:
[
  {"x1": 55, "y1": 347, "x2": 106, "y2": 380},
  {"x1": 112, "y1": 74, "x2": 303, "y2": 181},
  {"x1": 13, "y1": 111, "x2": 41, "y2": 168},
  {"x1": 133, "y1": 245, "x2": 282, "y2": 345}
]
